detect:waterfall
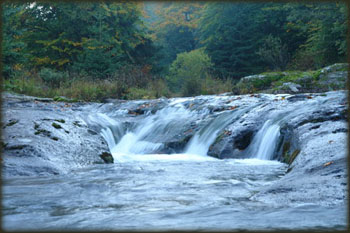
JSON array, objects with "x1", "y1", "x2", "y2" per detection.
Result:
[
  {"x1": 184, "y1": 111, "x2": 235, "y2": 156},
  {"x1": 101, "y1": 105, "x2": 204, "y2": 161},
  {"x1": 82, "y1": 94, "x2": 312, "y2": 162},
  {"x1": 246, "y1": 120, "x2": 281, "y2": 160},
  {"x1": 185, "y1": 105, "x2": 256, "y2": 156},
  {"x1": 85, "y1": 113, "x2": 125, "y2": 152}
]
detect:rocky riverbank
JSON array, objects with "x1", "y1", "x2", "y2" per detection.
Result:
[{"x1": 232, "y1": 63, "x2": 348, "y2": 95}]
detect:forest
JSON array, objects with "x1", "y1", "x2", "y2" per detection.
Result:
[{"x1": 2, "y1": 1, "x2": 348, "y2": 101}]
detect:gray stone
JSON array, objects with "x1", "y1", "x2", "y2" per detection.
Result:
[{"x1": 282, "y1": 82, "x2": 301, "y2": 93}]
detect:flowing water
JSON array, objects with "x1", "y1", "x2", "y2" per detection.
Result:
[
  {"x1": 3, "y1": 158, "x2": 346, "y2": 231},
  {"x1": 2, "y1": 92, "x2": 347, "y2": 230}
]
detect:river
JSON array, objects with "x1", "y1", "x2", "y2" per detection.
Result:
[
  {"x1": 3, "y1": 156, "x2": 346, "y2": 230},
  {"x1": 2, "y1": 91, "x2": 347, "y2": 230}
]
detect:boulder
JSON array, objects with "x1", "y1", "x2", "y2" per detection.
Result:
[{"x1": 281, "y1": 82, "x2": 301, "y2": 93}]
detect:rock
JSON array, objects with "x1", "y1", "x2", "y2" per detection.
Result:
[
  {"x1": 241, "y1": 74, "x2": 266, "y2": 82},
  {"x1": 281, "y1": 82, "x2": 301, "y2": 93},
  {"x1": 319, "y1": 63, "x2": 348, "y2": 73},
  {"x1": 99, "y1": 152, "x2": 114, "y2": 164},
  {"x1": 2, "y1": 92, "x2": 109, "y2": 177},
  {"x1": 286, "y1": 94, "x2": 310, "y2": 102},
  {"x1": 233, "y1": 129, "x2": 255, "y2": 150},
  {"x1": 233, "y1": 63, "x2": 347, "y2": 94}
]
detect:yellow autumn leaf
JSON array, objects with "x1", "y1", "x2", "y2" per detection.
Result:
[{"x1": 323, "y1": 161, "x2": 334, "y2": 167}]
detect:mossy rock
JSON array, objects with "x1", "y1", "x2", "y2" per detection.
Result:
[
  {"x1": 4, "y1": 119, "x2": 19, "y2": 128},
  {"x1": 284, "y1": 149, "x2": 301, "y2": 165},
  {"x1": 34, "y1": 123, "x2": 40, "y2": 130},
  {"x1": 34, "y1": 129, "x2": 51, "y2": 137},
  {"x1": 213, "y1": 132, "x2": 225, "y2": 145},
  {"x1": 52, "y1": 122, "x2": 62, "y2": 129},
  {"x1": 99, "y1": 152, "x2": 114, "y2": 164}
]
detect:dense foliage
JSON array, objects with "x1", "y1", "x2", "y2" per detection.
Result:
[{"x1": 2, "y1": 1, "x2": 347, "y2": 100}]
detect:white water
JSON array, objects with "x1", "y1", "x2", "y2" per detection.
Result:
[
  {"x1": 85, "y1": 94, "x2": 342, "y2": 163},
  {"x1": 185, "y1": 111, "x2": 235, "y2": 156},
  {"x1": 106, "y1": 106, "x2": 201, "y2": 161},
  {"x1": 86, "y1": 113, "x2": 125, "y2": 152},
  {"x1": 246, "y1": 120, "x2": 281, "y2": 160},
  {"x1": 185, "y1": 108, "x2": 248, "y2": 156},
  {"x1": 88, "y1": 99, "x2": 283, "y2": 162}
]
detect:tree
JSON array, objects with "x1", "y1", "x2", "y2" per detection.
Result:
[
  {"x1": 198, "y1": 2, "x2": 266, "y2": 79},
  {"x1": 149, "y1": 2, "x2": 204, "y2": 70},
  {"x1": 5, "y1": 2, "x2": 157, "y2": 79},
  {"x1": 2, "y1": 3, "x2": 29, "y2": 78},
  {"x1": 166, "y1": 48, "x2": 213, "y2": 95},
  {"x1": 256, "y1": 35, "x2": 290, "y2": 71},
  {"x1": 284, "y1": 2, "x2": 347, "y2": 69}
]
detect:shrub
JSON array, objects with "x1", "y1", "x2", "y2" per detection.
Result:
[
  {"x1": 126, "y1": 87, "x2": 156, "y2": 100},
  {"x1": 39, "y1": 68, "x2": 68, "y2": 88},
  {"x1": 182, "y1": 77, "x2": 202, "y2": 97},
  {"x1": 201, "y1": 76, "x2": 233, "y2": 95},
  {"x1": 166, "y1": 49, "x2": 213, "y2": 94},
  {"x1": 148, "y1": 79, "x2": 171, "y2": 98}
]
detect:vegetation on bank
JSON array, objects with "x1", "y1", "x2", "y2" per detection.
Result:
[
  {"x1": 2, "y1": 2, "x2": 347, "y2": 101},
  {"x1": 3, "y1": 67, "x2": 233, "y2": 102}
]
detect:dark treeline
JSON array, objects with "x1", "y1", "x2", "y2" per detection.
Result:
[{"x1": 2, "y1": 1, "x2": 347, "y2": 100}]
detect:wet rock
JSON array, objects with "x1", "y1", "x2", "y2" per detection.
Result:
[
  {"x1": 286, "y1": 94, "x2": 310, "y2": 102},
  {"x1": 5, "y1": 144, "x2": 27, "y2": 150},
  {"x1": 162, "y1": 135, "x2": 193, "y2": 153},
  {"x1": 332, "y1": 128, "x2": 348, "y2": 134},
  {"x1": 2, "y1": 92, "x2": 109, "y2": 177},
  {"x1": 250, "y1": 101, "x2": 347, "y2": 207},
  {"x1": 51, "y1": 136, "x2": 59, "y2": 141},
  {"x1": 234, "y1": 130, "x2": 254, "y2": 150}
]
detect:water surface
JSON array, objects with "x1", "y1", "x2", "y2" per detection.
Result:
[{"x1": 2, "y1": 157, "x2": 346, "y2": 230}]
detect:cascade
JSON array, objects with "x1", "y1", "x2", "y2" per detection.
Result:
[
  {"x1": 246, "y1": 120, "x2": 281, "y2": 160},
  {"x1": 83, "y1": 96, "x2": 299, "y2": 162},
  {"x1": 185, "y1": 106, "x2": 252, "y2": 156}
]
